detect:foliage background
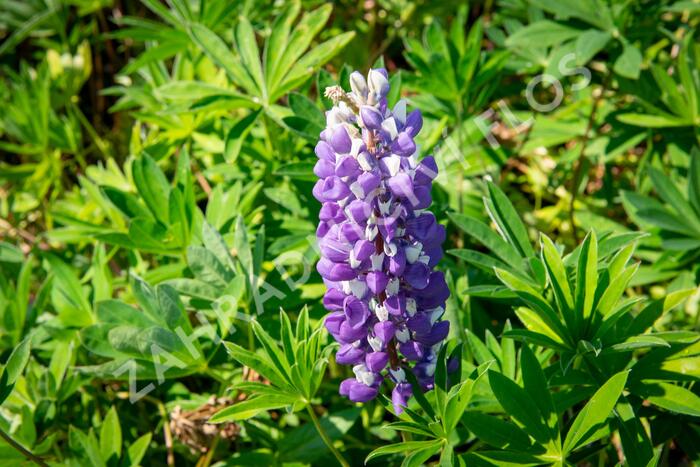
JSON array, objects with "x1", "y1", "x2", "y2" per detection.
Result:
[{"x1": 1, "y1": 0, "x2": 700, "y2": 465}]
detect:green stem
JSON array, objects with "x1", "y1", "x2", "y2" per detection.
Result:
[
  {"x1": 306, "y1": 405, "x2": 350, "y2": 467},
  {"x1": 0, "y1": 428, "x2": 49, "y2": 467}
]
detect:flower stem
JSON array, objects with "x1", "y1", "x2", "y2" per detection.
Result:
[
  {"x1": 306, "y1": 405, "x2": 350, "y2": 467},
  {"x1": 0, "y1": 428, "x2": 49, "y2": 467}
]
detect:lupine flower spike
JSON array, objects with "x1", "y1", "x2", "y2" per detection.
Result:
[{"x1": 314, "y1": 68, "x2": 450, "y2": 414}]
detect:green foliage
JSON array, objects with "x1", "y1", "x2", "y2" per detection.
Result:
[{"x1": 1, "y1": 0, "x2": 699, "y2": 466}]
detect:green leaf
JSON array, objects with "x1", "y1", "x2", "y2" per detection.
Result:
[
  {"x1": 448, "y1": 212, "x2": 523, "y2": 269},
  {"x1": 617, "y1": 113, "x2": 690, "y2": 128},
  {"x1": 188, "y1": 23, "x2": 257, "y2": 95},
  {"x1": 235, "y1": 16, "x2": 265, "y2": 98},
  {"x1": 462, "y1": 411, "x2": 534, "y2": 451},
  {"x1": 264, "y1": 1, "x2": 301, "y2": 92},
  {"x1": 132, "y1": 153, "x2": 170, "y2": 225},
  {"x1": 365, "y1": 440, "x2": 444, "y2": 463},
  {"x1": 0, "y1": 336, "x2": 31, "y2": 405},
  {"x1": 613, "y1": 41, "x2": 643, "y2": 79},
  {"x1": 574, "y1": 231, "x2": 598, "y2": 324},
  {"x1": 99, "y1": 406, "x2": 122, "y2": 463},
  {"x1": 488, "y1": 370, "x2": 553, "y2": 445},
  {"x1": 540, "y1": 234, "x2": 574, "y2": 327},
  {"x1": 520, "y1": 346, "x2": 558, "y2": 435},
  {"x1": 485, "y1": 181, "x2": 535, "y2": 258},
  {"x1": 575, "y1": 30, "x2": 611, "y2": 64},
  {"x1": 689, "y1": 149, "x2": 700, "y2": 218},
  {"x1": 648, "y1": 167, "x2": 700, "y2": 235},
  {"x1": 506, "y1": 20, "x2": 581, "y2": 49},
  {"x1": 635, "y1": 382, "x2": 700, "y2": 417},
  {"x1": 209, "y1": 394, "x2": 300, "y2": 422},
  {"x1": 563, "y1": 370, "x2": 629, "y2": 453},
  {"x1": 125, "y1": 433, "x2": 152, "y2": 467}
]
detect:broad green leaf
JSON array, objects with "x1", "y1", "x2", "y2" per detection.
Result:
[
  {"x1": 0, "y1": 336, "x2": 31, "y2": 405},
  {"x1": 648, "y1": 167, "x2": 700, "y2": 234},
  {"x1": 575, "y1": 30, "x2": 611, "y2": 64},
  {"x1": 574, "y1": 231, "x2": 598, "y2": 324},
  {"x1": 125, "y1": 433, "x2": 152, "y2": 467},
  {"x1": 521, "y1": 346, "x2": 558, "y2": 436},
  {"x1": 209, "y1": 394, "x2": 300, "y2": 422},
  {"x1": 613, "y1": 41, "x2": 643, "y2": 79},
  {"x1": 132, "y1": 153, "x2": 170, "y2": 225},
  {"x1": 365, "y1": 440, "x2": 444, "y2": 463},
  {"x1": 635, "y1": 382, "x2": 700, "y2": 417},
  {"x1": 485, "y1": 182, "x2": 535, "y2": 258},
  {"x1": 448, "y1": 212, "x2": 523, "y2": 269},
  {"x1": 617, "y1": 113, "x2": 690, "y2": 128},
  {"x1": 689, "y1": 149, "x2": 700, "y2": 217},
  {"x1": 224, "y1": 109, "x2": 261, "y2": 164},
  {"x1": 506, "y1": 20, "x2": 581, "y2": 49},
  {"x1": 488, "y1": 370, "x2": 553, "y2": 445},
  {"x1": 541, "y1": 234, "x2": 574, "y2": 327},
  {"x1": 100, "y1": 406, "x2": 122, "y2": 462},
  {"x1": 563, "y1": 370, "x2": 629, "y2": 453},
  {"x1": 188, "y1": 23, "x2": 257, "y2": 94},
  {"x1": 462, "y1": 411, "x2": 534, "y2": 451}
]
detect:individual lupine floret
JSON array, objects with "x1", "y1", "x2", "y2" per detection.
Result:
[{"x1": 314, "y1": 68, "x2": 450, "y2": 413}]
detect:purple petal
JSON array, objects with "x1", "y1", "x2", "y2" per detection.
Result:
[
  {"x1": 412, "y1": 185, "x2": 432, "y2": 209},
  {"x1": 391, "y1": 382, "x2": 413, "y2": 414},
  {"x1": 323, "y1": 289, "x2": 346, "y2": 311},
  {"x1": 315, "y1": 141, "x2": 336, "y2": 161},
  {"x1": 365, "y1": 351, "x2": 389, "y2": 372},
  {"x1": 348, "y1": 381, "x2": 379, "y2": 402},
  {"x1": 373, "y1": 321, "x2": 395, "y2": 344},
  {"x1": 346, "y1": 200, "x2": 372, "y2": 224},
  {"x1": 399, "y1": 341, "x2": 424, "y2": 361},
  {"x1": 324, "y1": 311, "x2": 345, "y2": 336},
  {"x1": 414, "y1": 272, "x2": 450, "y2": 308},
  {"x1": 387, "y1": 173, "x2": 414, "y2": 199},
  {"x1": 336, "y1": 344, "x2": 366, "y2": 365},
  {"x1": 384, "y1": 294, "x2": 405, "y2": 316},
  {"x1": 414, "y1": 156, "x2": 437, "y2": 184},
  {"x1": 317, "y1": 258, "x2": 356, "y2": 281},
  {"x1": 406, "y1": 213, "x2": 437, "y2": 241},
  {"x1": 339, "y1": 378, "x2": 355, "y2": 396},
  {"x1": 407, "y1": 313, "x2": 432, "y2": 335},
  {"x1": 405, "y1": 109, "x2": 423, "y2": 137},
  {"x1": 344, "y1": 296, "x2": 370, "y2": 328},
  {"x1": 366, "y1": 271, "x2": 388, "y2": 294},
  {"x1": 391, "y1": 132, "x2": 416, "y2": 157},
  {"x1": 330, "y1": 126, "x2": 352, "y2": 154},
  {"x1": 404, "y1": 262, "x2": 430, "y2": 289},
  {"x1": 357, "y1": 171, "x2": 380, "y2": 195},
  {"x1": 336, "y1": 155, "x2": 360, "y2": 177},
  {"x1": 314, "y1": 159, "x2": 335, "y2": 178},
  {"x1": 339, "y1": 223, "x2": 363, "y2": 243},
  {"x1": 360, "y1": 105, "x2": 384, "y2": 130},
  {"x1": 353, "y1": 240, "x2": 375, "y2": 262},
  {"x1": 320, "y1": 237, "x2": 350, "y2": 262},
  {"x1": 339, "y1": 321, "x2": 366, "y2": 342},
  {"x1": 319, "y1": 203, "x2": 345, "y2": 223},
  {"x1": 321, "y1": 176, "x2": 350, "y2": 201},
  {"x1": 388, "y1": 248, "x2": 406, "y2": 276},
  {"x1": 415, "y1": 320, "x2": 450, "y2": 346}
]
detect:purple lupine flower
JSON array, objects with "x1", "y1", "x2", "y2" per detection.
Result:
[{"x1": 316, "y1": 69, "x2": 449, "y2": 413}]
